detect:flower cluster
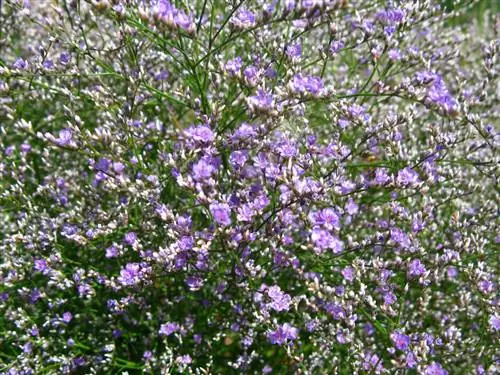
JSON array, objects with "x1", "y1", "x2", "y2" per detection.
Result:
[{"x1": 0, "y1": 0, "x2": 498, "y2": 374}]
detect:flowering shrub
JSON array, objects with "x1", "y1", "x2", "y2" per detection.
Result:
[{"x1": 0, "y1": 0, "x2": 498, "y2": 373}]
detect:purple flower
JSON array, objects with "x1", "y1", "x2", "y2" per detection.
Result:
[
  {"x1": 330, "y1": 40, "x2": 344, "y2": 54},
  {"x1": 489, "y1": 315, "x2": 500, "y2": 331},
  {"x1": 374, "y1": 168, "x2": 391, "y2": 185},
  {"x1": 405, "y1": 351, "x2": 417, "y2": 368},
  {"x1": 390, "y1": 227, "x2": 411, "y2": 249},
  {"x1": 377, "y1": 8, "x2": 405, "y2": 24},
  {"x1": 105, "y1": 245, "x2": 119, "y2": 258},
  {"x1": 159, "y1": 322, "x2": 180, "y2": 336},
  {"x1": 384, "y1": 25, "x2": 396, "y2": 36},
  {"x1": 285, "y1": 43, "x2": 302, "y2": 58},
  {"x1": 20, "y1": 143, "x2": 31, "y2": 153},
  {"x1": 391, "y1": 331, "x2": 410, "y2": 351},
  {"x1": 23, "y1": 342, "x2": 32, "y2": 354},
  {"x1": 388, "y1": 49, "x2": 402, "y2": 61},
  {"x1": 247, "y1": 89, "x2": 274, "y2": 112},
  {"x1": 266, "y1": 285, "x2": 291, "y2": 312},
  {"x1": 62, "y1": 312, "x2": 73, "y2": 323},
  {"x1": 13, "y1": 58, "x2": 28, "y2": 70},
  {"x1": 408, "y1": 259, "x2": 426, "y2": 277},
  {"x1": 34, "y1": 259, "x2": 50, "y2": 275},
  {"x1": 95, "y1": 158, "x2": 110, "y2": 172},
  {"x1": 229, "y1": 150, "x2": 248, "y2": 169},
  {"x1": 364, "y1": 323, "x2": 375, "y2": 336},
  {"x1": 56, "y1": 128, "x2": 73, "y2": 146},
  {"x1": 112, "y1": 329, "x2": 122, "y2": 338},
  {"x1": 311, "y1": 228, "x2": 343, "y2": 254},
  {"x1": 185, "y1": 125, "x2": 214, "y2": 144},
  {"x1": 325, "y1": 303, "x2": 346, "y2": 320},
  {"x1": 363, "y1": 352, "x2": 384, "y2": 372},
  {"x1": 425, "y1": 362, "x2": 448, "y2": 375},
  {"x1": 174, "y1": 11, "x2": 194, "y2": 32},
  {"x1": 30, "y1": 288, "x2": 42, "y2": 303},
  {"x1": 193, "y1": 334, "x2": 202, "y2": 344},
  {"x1": 154, "y1": 0, "x2": 175, "y2": 25},
  {"x1": 267, "y1": 323, "x2": 299, "y2": 345},
  {"x1": 72, "y1": 357, "x2": 85, "y2": 367},
  {"x1": 237, "y1": 203, "x2": 254, "y2": 222},
  {"x1": 112, "y1": 162, "x2": 125, "y2": 174},
  {"x1": 320, "y1": 208, "x2": 341, "y2": 230},
  {"x1": 186, "y1": 275, "x2": 203, "y2": 291},
  {"x1": 59, "y1": 53, "x2": 70, "y2": 65},
  {"x1": 231, "y1": 8, "x2": 256, "y2": 29},
  {"x1": 178, "y1": 236, "x2": 194, "y2": 251},
  {"x1": 176, "y1": 354, "x2": 192, "y2": 364},
  {"x1": 192, "y1": 158, "x2": 217, "y2": 180},
  {"x1": 397, "y1": 167, "x2": 420, "y2": 186},
  {"x1": 345, "y1": 198, "x2": 359, "y2": 216},
  {"x1": 310, "y1": 228, "x2": 332, "y2": 252},
  {"x1": 427, "y1": 76, "x2": 457, "y2": 112},
  {"x1": 124, "y1": 231, "x2": 137, "y2": 246},
  {"x1": 341, "y1": 267, "x2": 355, "y2": 282},
  {"x1": 210, "y1": 201, "x2": 231, "y2": 227},
  {"x1": 304, "y1": 76, "x2": 324, "y2": 95},
  {"x1": 117, "y1": 263, "x2": 144, "y2": 286},
  {"x1": 243, "y1": 65, "x2": 259, "y2": 84},
  {"x1": 225, "y1": 57, "x2": 243, "y2": 76},
  {"x1": 231, "y1": 123, "x2": 257, "y2": 141},
  {"x1": 384, "y1": 291, "x2": 397, "y2": 305},
  {"x1": 289, "y1": 74, "x2": 324, "y2": 96},
  {"x1": 414, "y1": 70, "x2": 437, "y2": 84}
]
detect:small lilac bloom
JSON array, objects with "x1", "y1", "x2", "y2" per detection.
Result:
[
  {"x1": 231, "y1": 8, "x2": 256, "y2": 29},
  {"x1": 57, "y1": 128, "x2": 73, "y2": 146},
  {"x1": 285, "y1": 43, "x2": 302, "y2": 58},
  {"x1": 489, "y1": 315, "x2": 500, "y2": 331},
  {"x1": 13, "y1": 58, "x2": 28, "y2": 70},
  {"x1": 192, "y1": 158, "x2": 216, "y2": 180},
  {"x1": 105, "y1": 245, "x2": 119, "y2": 258},
  {"x1": 321, "y1": 208, "x2": 341, "y2": 229},
  {"x1": 375, "y1": 168, "x2": 390, "y2": 185},
  {"x1": 62, "y1": 312, "x2": 72, "y2": 323},
  {"x1": 113, "y1": 162, "x2": 125, "y2": 174},
  {"x1": 178, "y1": 236, "x2": 194, "y2": 251},
  {"x1": 345, "y1": 198, "x2": 359, "y2": 215},
  {"x1": 391, "y1": 331, "x2": 410, "y2": 351},
  {"x1": 159, "y1": 322, "x2": 179, "y2": 336},
  {"x1": 225, "y1": 57, "x2": 243, "y2": 76},
  {"x1": 330, "y1": 40, "x2": 344, "y2": 54},
  {"x1": 266, "y1": 285, "x2": 291, "y2": 312},
  {"x1": 34, "y1": 259, "x2": 50, "y2": 275},
  {"x1": 267, "y1": 323, "x2": 299, "y2": 345},
  {"x1": 124, "y1": 231, "x2": 137, "y2": 246},
  {"x1": 341, "y1": 267, "x2": 355, "y2": 282},
  {"x1": 247, "y1": 89, "x2": 274, "y2": 112},
  {"x1": 325, "y1": 303, "x2": 346, "y2": 320},
  {"x1": 425, "y1": 362, "x2": 448, "y2": 375},
  {"x1": 186, "y1": 275, "x2": 203, "y2": 291},
  {"x1": 210, "y1": 202, "x2": 231, "y2": 227},
  {"x1": 390, "y1": 227, "x2": 411, "y2": 249},
  {"x1": 185, "y1": 125, "x2": 214, "y2": 144},
  {"x1": 408, "y1": 259, "x2": 426, "y2": 277},
  {"x1": 397, "y1": 167, "x2": 420, "y2": 186},
  {"x1": 117, "y1": 263, "x2": 143, "y2": 286},
  {"x1": 59, "y1": 53, "x2": 70, "y2": 65},
  {"x1": 174, "y1": 11, "x2": 193, "y2": 32},
  {"x1": 384, "y1": 291, "x2": 397, "y2": 305},
  {"x1": 177, "y1": 354, "x2": 192, "y2": 364}
]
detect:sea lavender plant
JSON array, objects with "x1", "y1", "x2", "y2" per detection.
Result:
[{"x1": 0, "y1": 0, "x2": 498, "y2": 374}]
